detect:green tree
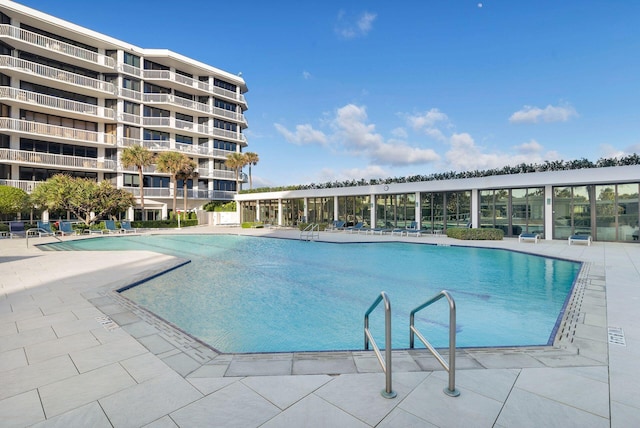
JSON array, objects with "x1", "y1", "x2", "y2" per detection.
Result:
[
  {"x1": 175, "y1": 159, "x2": 199, "y2": 215},
  {"x1": 120, "y1": 145, "x2": 154, "y2": 213},
  {"x1": 0, "y1": 185, "x2": 30, "y2": 218},
  {"x1": 156, "y1": 151, "x2": 190, "y2": 215},
  {"x1": 243, "y1": 152, "x2": 259, "y2": 189},
  {"x1": 225, "y1": 152, "x2": 245, "y2": 193},
  {"x1": 31, "y1": 175, "x2": 134, "y2": 226}
]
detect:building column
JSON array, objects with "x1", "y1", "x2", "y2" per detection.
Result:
[
  {"x1": 414, "y1": 191, "x2": 421, "y2": 228},
  {"x1": 544, "y1": 185, "x2": 553, "y2": 240},
  {"x1": 334, "y1": 196, "x2": 339, "y2": 221},
  {"x1": 370, "y1": 194, "x2": 376, "y2": 227},
  {"x1": 471, "y1": 189, "x2": 479, "y2": 228},
  {"x1": 278, "y1": 199, "x2": 283, "y2": 226}
]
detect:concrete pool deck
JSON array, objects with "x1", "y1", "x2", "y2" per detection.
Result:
[{"x1": 0, "y1": 226, "x2": 638, "y2": 427}]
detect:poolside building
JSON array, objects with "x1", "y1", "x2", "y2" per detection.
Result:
[
  {"x1": 0, "y1": 0, "x2": 248, "y2": 220},
  {"x1": 236, "y1": 164, "x2": 640, "y2": 243}
]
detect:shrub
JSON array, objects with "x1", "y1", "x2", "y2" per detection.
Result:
[
  {"x1": 130, "y1": 219, "x2": 198, "y2": 229},
  {"x1": 241, "y1": 221, "x2": 263, "y2": 228},
  {"x1": 446, "y1": 227, "x2": 504, "y2": 240}
]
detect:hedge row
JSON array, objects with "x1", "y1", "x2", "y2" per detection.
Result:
[{"x1": 446, "y1": 227, "x2": 504, "y2": 240}]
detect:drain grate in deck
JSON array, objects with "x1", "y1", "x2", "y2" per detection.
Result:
[{"x1": 607, "y1": 327, "x2": 626, "y2": 346}]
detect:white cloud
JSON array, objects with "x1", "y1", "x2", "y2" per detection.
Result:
[
  {"x1": 509, "y1": 103, "x2": 578, "y2": 123},
  {"x1": 444, "y1": 133, "x2": 561, "y2": 171},
  {"x1": 302, "y1": 70, "x2": 311, "y2": 80},
  {"x1": 274, "y1": 123, "x2": 328, "y2": 146},
  {"x1": 319, "y1": 165, "x2": 388, "y2": 182},
  {"x1": 598, "y1": 143, "x2": 640, "y2": 159},
  {"x1": 331, "y1": 104, "x2": 439, "y2": 166},
  {"x1": 404, "y1": 109, "x2": 449, "y2": 141},
  {"x1": 335, "y1": 10, "x2": 377, "y2": 39},
  {"x1": 391, "y1": 127, "x2": 408, "y2": 138}
]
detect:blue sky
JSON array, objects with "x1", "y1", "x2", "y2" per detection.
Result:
[{"x1": 18, "y1": 0, "x2": 640, "y2": 187}]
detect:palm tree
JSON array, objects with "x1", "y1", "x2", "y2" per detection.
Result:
[
  {"x1": 120, "y1": 145, "x2": 154, "y2": 215},
  {"x1": 225, "y1": 152, "x2": 246, "y2": 192},
  {"x1": 176, "y1": 159, "x2": 199, "y2": 215},
  {"x1": 156, "y1": 151, "x2": 190, "y2": 215},
  {"x1": 243, "y1": 152, "x2": 259, "y2": 189}
]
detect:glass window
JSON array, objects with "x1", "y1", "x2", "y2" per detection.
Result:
[{"x1": 123, "y1": 52, "x2": 140, "y2": 68}]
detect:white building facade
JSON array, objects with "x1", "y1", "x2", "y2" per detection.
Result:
[{"x1": 0, "y1": 1, "x2": 248, "y2": 220}]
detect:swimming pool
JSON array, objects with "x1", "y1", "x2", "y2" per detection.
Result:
[{"x1": 43, "y1": 235, "x2": 581, "y2": 353}]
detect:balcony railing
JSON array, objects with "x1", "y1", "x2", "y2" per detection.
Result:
[
  {"x1": 142, "y1": 117, "x2": 211, "y2": 137},
  {"x1": 143, "y1": 69, "x2": 211, "y2": 93},
  {"x1": 123, "y1": 186, "x2": 235, "y2": 200},
  {"x1": 0, "y1": 56, "x2": 116, "y2": 94},
  {"x1": 117, "y1": 63, "x2": 142, "y2": 77},
  {"x1": 175, "y1": 142, "x2": 211, "y2": 156},
  {"x1": 0, "y1": 24, "x2": 115, "y2": 69},
  {"x1": 118, "y1": 87, "x2": 142, "y2": 101},
  {"x1": 0, "y1": 179, "x2": 41, "y2": 193},
  {"x1": 212, "y1": 127, "x2": 246, "y2": 143},
  {"x1": 119, "y1": 112, "x2": 141, "y2": 125},
  {"x1": 0, "y1": 87, "x2": 116, "y2": 120},
  {"x1": 0, "y1": 148, "x2": 116, "y2": 170},
  {"x1": 0, "y1": 117, "x2": 115, "y2": 145}
]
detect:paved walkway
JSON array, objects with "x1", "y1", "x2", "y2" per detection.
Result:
[{"x1": 1, "y1": 227, "x2": 638, "y2": 427}]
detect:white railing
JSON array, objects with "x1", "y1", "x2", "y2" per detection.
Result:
[
  {"x1": 119, "y1": 112, "x2": 141, "y2": 124},
  {"x1": 0, "y1": 148, "x2": 116, "y2": 170},
  {"x1": 142, "y1": 117, "x2": 171, "y2": 127},
  {"x1": 212, "y1": 85, "x2": 246, "y2": 104},
  {"x1": 212, "y1": 127, "x2": 246, "y2": 143},
  {"x1": 118, "y1": 87, "x2": 142, "y2": 101},
  {"x1": 0, "y1": 117, "x2": 115, "y2": 145},
  {"x1": 143, "y1": 93, "x2": 211, "y2": 114},
  {"x1": 212, "y1": 106, "x2": 246, "y2": 124},
  {"x1": 118, "y1": 63, "x2": 142, "y2": 77},
  {"x1": 209, "y1": 169, "x2": 235, "y2": 179},
  {"x1": 0, "y1": 87, "x2": 116, "y2": 119},
  {"x1": 144, "y1": 69, "x2": 212, "y2": 93},
  {"x1": 0, "y1": 56, "x2": 116, "y2": 94},
  {"x1": 0, "y1": 24, "x2": 115, "y2": 69},
  {"x1": 0, "y1": 179, "x2": 41, "y2": 193},
  {"x1": 141, "y1": 139, "x2": 171, "y2": 151},
  {"x1": 211, "y1": 148, "x2": 235, "y2": 158}
]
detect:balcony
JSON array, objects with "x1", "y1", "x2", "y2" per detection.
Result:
[
  {"x1": 119, "y1": 112, "x2": 141, "y2": 125},
  {"x1": 0, "y1": 117, "x2": 115, "y2": 146},
  {"x1": 117, "y1": 138, "x2": 212, "y2": 157},
  {"x1": 141, "y1": 116, "x2": 210, "y2": 138},
  {"x1": 0, "y1": 148, "x2": 116, "y2": 170},
  {"x1": 0, "y1": 24, "x2": 115, "y2": 70},
  {"x1": 0, "y1": 56, "x2": 116, "y2": 96},
  {"x1": 0, "y1": 179, "x2": 41, "y2": 193},
  {"x1": 143, "y1": 70, "x2": 213, "y2": 96},
  {"x1": 122, "y1": 187, "x2": 234, "y2": 200},
  {"x1": 117, "y1": 63, "x2": 142, "y2": 77},
  {"x1": 212, "y1": 127, "x2": 247, "y2": 144},
  {"x1": 118, "y1": 87, "x2": 142, "y2": 101},
  {"x1": 0, "y1": 87, "x2": 116, "y2": 121}
]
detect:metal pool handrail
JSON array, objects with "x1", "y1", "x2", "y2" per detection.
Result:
[
  {"x1": 364, "y1": 291, "x2": 396, "y2": 399},
  {"x1": 410, "y1": 290, "x2": 460, "y2": 397},
  {"x1": 300, "y1": 223, "x2": 319, "y2": 241}
]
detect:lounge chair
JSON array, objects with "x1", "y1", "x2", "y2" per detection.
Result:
[
  {"x1": 368, "y1": 227, "x2": 391, "y2": 235},
  {"x1": 345, "y1": 222, "x2": 364, "y2": 233},
  {"x1": 518, "y1": 232, "x2": 539, "y2": 243},
  {"x1": 568, "y1": 235, "x2": 591, "y2": 246},
  {"x1": 103, "y1": 220, "x2": 120, "y2": 234},
  {"x1": 405, "y1": 229, "x2": 429, "y2": 237},
  {"x1": 325, "y1": 220, "x2": 345, "y2": 232},
  {"x1": 120, "y1": 221, "x2": 137, "y2": 233},
  {"x1": 29, "y1": 221, "x2": 55, "y2": 237},
  {"x1": 57, "y1": 221, "x2": 77, "y2": 236},
  {"x1": 9, "y1": 221, "x2": 26, "y2": 239}
]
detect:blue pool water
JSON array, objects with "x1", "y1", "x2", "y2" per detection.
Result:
[{"x1": 43, "y1": 235, "x2": 581, "y2": 353}]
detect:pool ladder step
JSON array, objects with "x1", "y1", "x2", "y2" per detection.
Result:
[
  {"x1": 364, "y1": 290, "x2": 459, "y2": 399},
  {"x1": 300, "y1": 223, "x2": 320, "y2": 241}
]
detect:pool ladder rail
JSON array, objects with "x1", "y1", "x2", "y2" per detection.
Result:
[
  {"x1": 300, "y1": 223, "x2": 320, "y2": 241},
  {"x1": 364, "y1": 289, "x2": 460, "y2": 399}
]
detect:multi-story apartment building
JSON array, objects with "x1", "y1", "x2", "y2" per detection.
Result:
[{"x1": 0, "y1": 1, "x2": 248, "y2": 220}]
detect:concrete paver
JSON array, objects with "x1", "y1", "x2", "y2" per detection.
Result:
[{"x1": 1, "y1": 227, "x2": 639, "y2": 426}]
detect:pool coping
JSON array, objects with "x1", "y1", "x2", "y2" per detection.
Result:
[{"x1": 86, "y1": 234, "x2": 608, "y2": 378}]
